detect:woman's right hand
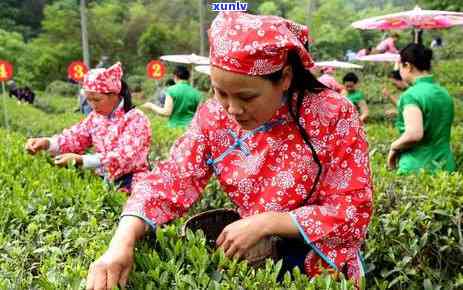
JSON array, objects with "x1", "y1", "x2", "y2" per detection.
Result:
[
  {"x1": 86, "y1": 241, "x2": 134, "y2": 290},
  {"x1": 25, "y1": 138, "x2": 49, "y2": 155},
  {"x1": 86, "y1": 216, "x2": 147, "y2": 290},
  {"x1": 382, "y1": 87, "x2": 391, "y2": 100}
]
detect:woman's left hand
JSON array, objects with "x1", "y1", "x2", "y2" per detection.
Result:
[
  {"x1": 141, "y1": 103, "x2": 154, "y2": 110},
  {"x1": 216, "y1": 213, "x2": 270, "y2": 260},
  {"x1": 387, "y1": 148, "x2": 400, "y2": 170},
  {"x1": 54, "y1": 153, "x2": 83, "y2": 167}
]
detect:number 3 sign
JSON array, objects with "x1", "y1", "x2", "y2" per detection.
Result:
[
  {"x1": 146, "y1": 60, "x2": 165, "y2": 80},
  {"x1": 68, "y1": 61, "x2": 89, "y2": 82}
]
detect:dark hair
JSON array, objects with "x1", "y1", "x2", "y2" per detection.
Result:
[
  {"x1": 400, "y1": 43, "x2": 433, "y2": 71},
  {"x1": 165, "y1": 79, "x2": 176, "y2": 86},
  {"x1": 435, "y1": 37, "x2": 442, "y2": 46},
  {"x1": 120, "y1": 80, "x2": 135, "y2": 113},
  {"x1": 342, "y1": 72, "x2": 359, "y2": 84},
  {"x1": 174, "y1": 65, "x2": 190, "y2": 80},
  {"x1": 261, "y1": 51, "x2": 326, "y2": 202},
  {"x1": 388, "y1": 70, "x2": 402, "y2": 81}
]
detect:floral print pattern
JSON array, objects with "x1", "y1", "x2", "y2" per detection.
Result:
[
  {"x1": 123, "y1": 89, "x2": 372, "y2": 284},
  {"x1": 53, "y1": 106, "x2": 151, "y2": 184},
  {"x1": 209, "y1": 12, "x2": 314, "y2": 75}
]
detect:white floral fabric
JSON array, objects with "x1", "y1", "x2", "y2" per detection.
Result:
[
  {"x1": 52, "y1": 106, "x2": 151, "y2": 185},
  {"x1": 209, "y1": 12, "x2": 314, "y2": 75},
  {"x1": 123, "y1": 89, "x2": 373, "y2": 283}
]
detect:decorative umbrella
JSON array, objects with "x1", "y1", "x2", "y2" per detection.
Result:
[
  {"x1": 356, "y1": 53, "x2": 400, "y2": 62},
  {"x1": 194, "y1": 65, "x2": 211, "y2": 75},
  {"x1": 160, "y1": 53, "x2": 209, "y2": 65},
  {"x1": 160, "y1": 54, "x2": 209, "y2": 85},
  {"x1": 314, "y1": 60, "x2": 363, "y2": 69},
  {"x1": 352, "y1": 5, "x2": 463, "y2": 42}
]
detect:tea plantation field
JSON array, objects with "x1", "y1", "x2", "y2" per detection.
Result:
[{"x1": 0, "y1": 75, "x2": 462, "y2": 289}]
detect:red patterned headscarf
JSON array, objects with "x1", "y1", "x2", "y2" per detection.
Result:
[
  {"x1": 83, "y1": 62, "x2": 123, "y2": 94},
  {"x1": 209, "y1": 12, "x2": 314, "y2": 76}
]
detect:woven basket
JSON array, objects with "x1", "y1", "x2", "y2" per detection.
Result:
[{"x1": 182, "y1": 208, "x2": 280, "y2": 268}]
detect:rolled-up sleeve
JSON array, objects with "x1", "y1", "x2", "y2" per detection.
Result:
[
  {"x1": 121, "y1": 105, "x2": 213, "y2": 227},
  {"x1": 51, "y1": 116, "x2": 93, "y2": 155}
]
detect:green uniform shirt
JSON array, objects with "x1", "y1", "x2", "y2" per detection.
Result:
[
  {"x1": 346, "y1": 90, "x2": 365, "y2": 105},
  {"x1": 346, "y1": 90, "x2": 365, "y2": 112},
  {"x1": 165, "y1": 81, "x2": 203, "y2": 128},
  {"x1": 395, "y1": 75, "x2": 455, "y2": 174}
]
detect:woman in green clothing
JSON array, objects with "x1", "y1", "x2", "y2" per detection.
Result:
[
  {"x1": 388, "y1": 43, "x2": 455, "y2": 174},
  {"x1": 342, "y1": 72, "x2": 369, "y2": 123},
  {"x1": 142, "y1": 65, "x2": 203, "y2": 128}
]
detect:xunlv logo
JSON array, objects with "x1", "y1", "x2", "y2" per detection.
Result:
[{"x1": 211, "y1": 1, "x2": 248, "y2": 12}]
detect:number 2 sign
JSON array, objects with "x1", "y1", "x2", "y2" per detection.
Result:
[{"x1": 146, "y1": 60, "x2": 165, "y2": 80}]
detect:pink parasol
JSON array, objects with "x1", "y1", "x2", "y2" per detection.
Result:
[
  {"x1": 356, "y1": 53, "x2": 400, "y2": 62},
  {"x1": 314, "y1": 60, "x2": 363, "y2": 69},
  {"x1": 352, "y1": 5, "x2": 463, "y2": 31}
]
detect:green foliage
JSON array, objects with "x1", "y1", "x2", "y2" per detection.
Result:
[
  {"x1": 0, "y1": 105, "x2": 353, "y2": 289},
  {"x1": 1, "y1": 67, "x2": 463, "y2": 288},
  {"x1": 367, "y1": 167, "x2": 463, "y2": 289},
  {"x1": 0, "y1": 0, "x2": 51, "y2": 40},
  {"x1": 5, "y1": 0, "x2": 460, "y2": 91},
  {"x1": 0, "y1": 97, "x2": 80, "y2": 136},
  {"x1": 138, "y1": 23, "x2": 176, "y2": 60},
  {"x1": 45, "y1": 80, "x2": 79, "y2": 98},
  {"x1": 131, "y1": 226, "x2": 355, "y2": 289},
  {"x1": 14, "y1": 1, "x2": 82, "y2": 89},
  {"x1": 1, "y1": 1, "x2": 463, "y2": 288},
  {"x1": 420, "y1": 0, "x2": 463, "y2": 11},
  {"x1": 15, "y1": 39, "x2": 81, "y2": 90},
  {"x1": 34, "y1": 91, "x2": 79, "y2": 114},
  {"x1": 308, "y1": 0, "x2": 360, "y2": 59},
  {"x1": 0, "y1": 128, "x2": 123, "y2": 289},
  {"x1": 126, "y1": 75, "x2": 145, "y2": 92},
  {"x1": 87, "y1": 0, "x2": 127, "y2": 62},
  {"x1": 434, "y1": 59, "x2": 463, "y2": 99},
  {"x1": 258, "y1": 1, "x2": 281, "y2": 16},
  {"x1": 0, "y1": 29, "x2": 26, "y2": 65}
]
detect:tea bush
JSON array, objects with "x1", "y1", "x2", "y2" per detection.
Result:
[
  {"x1": 34, "y1": 92, "x2": 79, "y2": 114},
  {"x1": 45, "y1": 80, "x2": 79, "y2": 98},
  {"x1": 0, "y1": 129, "x2": 354, "y2": 289},
  {"x1": 0, "y1": 71, "x2": 462, "y2": 289}
]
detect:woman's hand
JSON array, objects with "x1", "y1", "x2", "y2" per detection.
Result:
[
  {"x1": 25, "y1": 138, "x2": 49, "y2": 155},
  {"x1": 141, "y1": 103, "x2": 154, "y2": 110},
  {"x1": 86, "y1": 241, "x2": 134, "y2": 290},
  {"x1": 217, "y1": 213, "x2": 271, "y2": 260},
  {"x1": 54, "y1": 153, "x2": 83, "y2": 167},
  {"x1": 385, "y1": 108, "x2": 397, "y2": 119},
  {"x1": 387, "y1": 148, "x2": 400, "y2": 170},
  {"x1": 86, "y1": 217, "x2": 147, "y2": 290},
  {"x1": 382, "y1": 87, "x2": 391, "y2": 99}
]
